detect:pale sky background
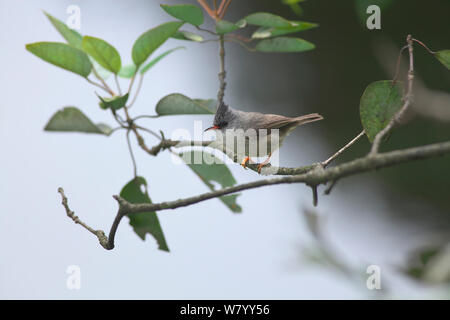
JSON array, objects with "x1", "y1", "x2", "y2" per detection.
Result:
[{"x1": 1, "y1": 0, "x2": 448, "y2": 299}]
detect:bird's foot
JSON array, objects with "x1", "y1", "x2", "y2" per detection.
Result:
[
  {"x1": 257, "y1": 163, "x2": 268, "y2": 174},
  {"x1": 241, "y1": 156, "x2": 250, "y2": 169}
]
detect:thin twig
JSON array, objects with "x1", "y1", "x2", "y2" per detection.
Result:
[
  {"x1": 370, "y1": 35, "x2": 415, "y2": 155},
  {"x1": 195, "y1": 25, "x2": 218, "y2": 36},
  {"x1": 86, "y1": 78, "x2": 111, "y2": 95},
  {"x1": 132, "y1": 115, "x2": 160, "y2": 121},
  {"x1": 219, "y1": 0, "x2": 232, "y2": 19},
  {"x1": 412, "y1": 38, "x2": 436, "y2": 55},
  {"x1": 58, "y1": 187, "x2": 109, "y2": 249},
  {"x1": 91, "y1": 67, "x2": 115, "y2": 96},
  {"x1": 392, "y1": 44, "x2": 409, "y2": 83},
  {"x1": 198, "y1": 0, "x2": 217, "y2": 19},
  {"x1": 114, "y1": 74, "x2": 122, "y2": 95},
  {"x1": 217, "y1": 35, "x2": 226, "y2": 104},
  {"x1": 311, "y1": 186, "x2": 318, "y2": 207},
  {"x1": 127, "y1": 74, "x2": 144, "y2": 108},
  {"x1": 126, "y1": 130, "x2": 138, "y2": 177},
  {"x1": 217, "y1": 0, "x2": 226, "y2": 15},
  {"x1": 322, "y1": 130, "x2": 365, "y2": 167}
]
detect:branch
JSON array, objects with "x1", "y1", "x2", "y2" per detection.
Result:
[
  {"x1": 370, "y1": 35, "x2": 414, "y2": 155},
  {"x1": 58, "y1": 187, "x2": 110, "y2": 249},
  {"x1": 59, "y1": 140, "x2": 450, "y2": 249},
  {"x1": 217, "y1": 35, "x2": 226, "y2": 104},
  {"x1": 198, "y1": 0, "x2": 217, "y2": 19}
]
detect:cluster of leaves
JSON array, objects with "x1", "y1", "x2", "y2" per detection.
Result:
[{"x1": 26, "y1": 3, "x2": 319, "y2": 251}]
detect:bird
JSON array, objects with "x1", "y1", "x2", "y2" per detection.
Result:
[{"x1": 205, "y1": 102, "x2": 323, "y2": 173}]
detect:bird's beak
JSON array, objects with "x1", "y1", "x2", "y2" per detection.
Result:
[{"x1": 204, "y1": 125, "x2": 219, "y2": 132}]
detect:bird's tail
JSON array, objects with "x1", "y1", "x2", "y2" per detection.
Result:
[{"x1": 294, "y1": 113, "x2": 324, "y2": 126}]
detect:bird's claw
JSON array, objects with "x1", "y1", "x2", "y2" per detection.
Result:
[
  {"x1": 257, "y1": 163, "x2": 266, "y2": 174},
  {"x1": 241, "y1": 156, "x2": 250, "y2": 169}
]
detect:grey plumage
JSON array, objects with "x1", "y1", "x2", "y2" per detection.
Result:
[{"x1": 209, "y1": 101, "x2": 323, "y2": 162}]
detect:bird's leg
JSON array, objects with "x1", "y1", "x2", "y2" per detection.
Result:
[
  {"x1": 241, "y1": 156, "x2": 250, "y2": 169},
  {"x1": 257, "y1": 153, "x2": 272, "y2": 174}
]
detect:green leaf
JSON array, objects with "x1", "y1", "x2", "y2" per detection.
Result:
[
  {"x1": 255, "y1": 37, "x2": 315, "y2": 52},
  {"x1": 156, "y1": 93, "x2": 216, "y2": 116},
  {"x1": 44, "y1": 107, "x2": 111, "y2": 135},
  {"x1": 435, "y1": 50, "x2": 450, "y2": 70},
  {"x1": 179, "y1": 151, "x2": 242, "y2": 213},
  {"x1": 132, "y1": 21, "x2": 184, "y2": 67},
  {"x1": 97, "y1": 93, "x2": 129, "y2": 110},
  {"x1": 44, "y1": 11, "x2": 82, "y2": 49},
  {"x1": 216, "y1": 20, "x2": 240, "y2": 34},
  {"x1": 245, "y1": 12, "x2": 293, "y2": 28},
  {"x1": 160, "y1": 4, "x2": 204, "y2": 26},
  {"x1": 118, "y1": 64, "x2": 137, "y2": 78},
  {"x1": 359, "y1": 80, "x2": 404, "y2": 142},
  {"x1": 26, "y1": 42, "x2": 92, "y2": 77},
  {"x1": 252, "y1": 21, "x2": 318, "y2": 39},
  {"x1": 140, "y1": 46, "x2": 185, "y2": 75},
  {"x1": 120, "y1": 177, "x2": 169, "y2": 252},
  {"x1": 172, "y1": 30, "x2": 204, "y2": 42},
  {"x1": 82, "y1": 36, "x2": 121, "y2": 74}
]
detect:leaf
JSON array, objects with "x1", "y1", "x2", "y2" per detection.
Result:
[
  {"x1": 43, "y1": 13, "x2": 110, "y2": 79},
  {"x1": 435, "y1": 50, "x2": 450, "y2": 70},
  {"x1": 44, "y1": 11, "x2": 82, "y2": 49},
  {"x1": 252, "y1": 21, "x2": 318, "y2": 39},
  {"x1": 97, "y1": 93, "x2": 129, "y2": 110},
  {"x1": 140, "y1": 46, "x2": 185, "y2": 75},
  {"x1": 118, "y1": 63, "x2": 137, "y2": 78},
  {"x1": 156, "y1": 93, "x2": 216, "y2": 116},
  {"x1": 160, "y1": 4, "x2": 204, "y2": 26},
  {"x1": 172, "y1": 30, "x2": 204, "y2": 42},
  {"x1": 245, "y1": 12, "x2": 293, "y2": 28},
  {"x1": 82, "y1": 36, "x2": 121, "y2": 74},
  {"x1": 216, "y1": 20, "x2": 240, "y2": 34},
  {"x1": 26, "y1": 42, "x2": 92, "y2": 77},
  {"x1": 120, "y1": 177, "x2": 169, "y2": 252},
  {"x1": 255, "y1": 37, "x2": 315, "y2": 52},
  {"x1": 132, "y1": 21, "x2": 184, "y2": 67},
  {"x1": 179, "y1": 151, "x2": 242, "y2": 213},
  {"x1": 44, "y1": 107, "x2": 111, "y2": 135},
  {"x1": 359, "y1": 80, "x2": 404, "y2": 142}
]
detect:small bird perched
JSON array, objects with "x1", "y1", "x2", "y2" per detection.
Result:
[{"x1": 205, "y1": 102, "x2": 323, "y2": 173}]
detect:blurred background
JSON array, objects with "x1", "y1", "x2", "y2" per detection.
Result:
[{"x1": 0, "y1": 0, "x2": 449, "y2": 299}]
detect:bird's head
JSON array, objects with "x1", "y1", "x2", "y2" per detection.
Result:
[{"x1": 205, "y1": 101, "x2": 234, "y2": 132}]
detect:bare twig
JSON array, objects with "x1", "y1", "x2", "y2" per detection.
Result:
[
  {"x1": 219, "y1": 0, "x2": 232, "y2": 19},
  {"x1": 114, "y1": 74, "x2": 122, "y2": 95},
  {"x1": 58, "y1": 187, "x2": 109, "y2": 249},
  {"x1": 86, "y1": 78, "x2": 111, "y2": 95},
  {"x1": 392, "y1": 44, "x2": 409, "y2": 83},
  {"x1": 217, "y1": 35, "x2": 226, "y2": 104},
  {"x1": 126, "y1": 130, "x2": 137, "y2": 177},
  {"x1": 322, "y1": 130, "x2": 365, "y2": 167},
  {"x1": 198, "y1": 0, "x2": 217, "y2": 19},
  {"x1": 370, "y1": 35, "x2": 415, "y2": 155},
  {"x1": 127, "y1": 74, "x2": 144, "y2": 109},
  {"x1": 91, "y1": 67, "x2": 115, "y2": 96}
]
